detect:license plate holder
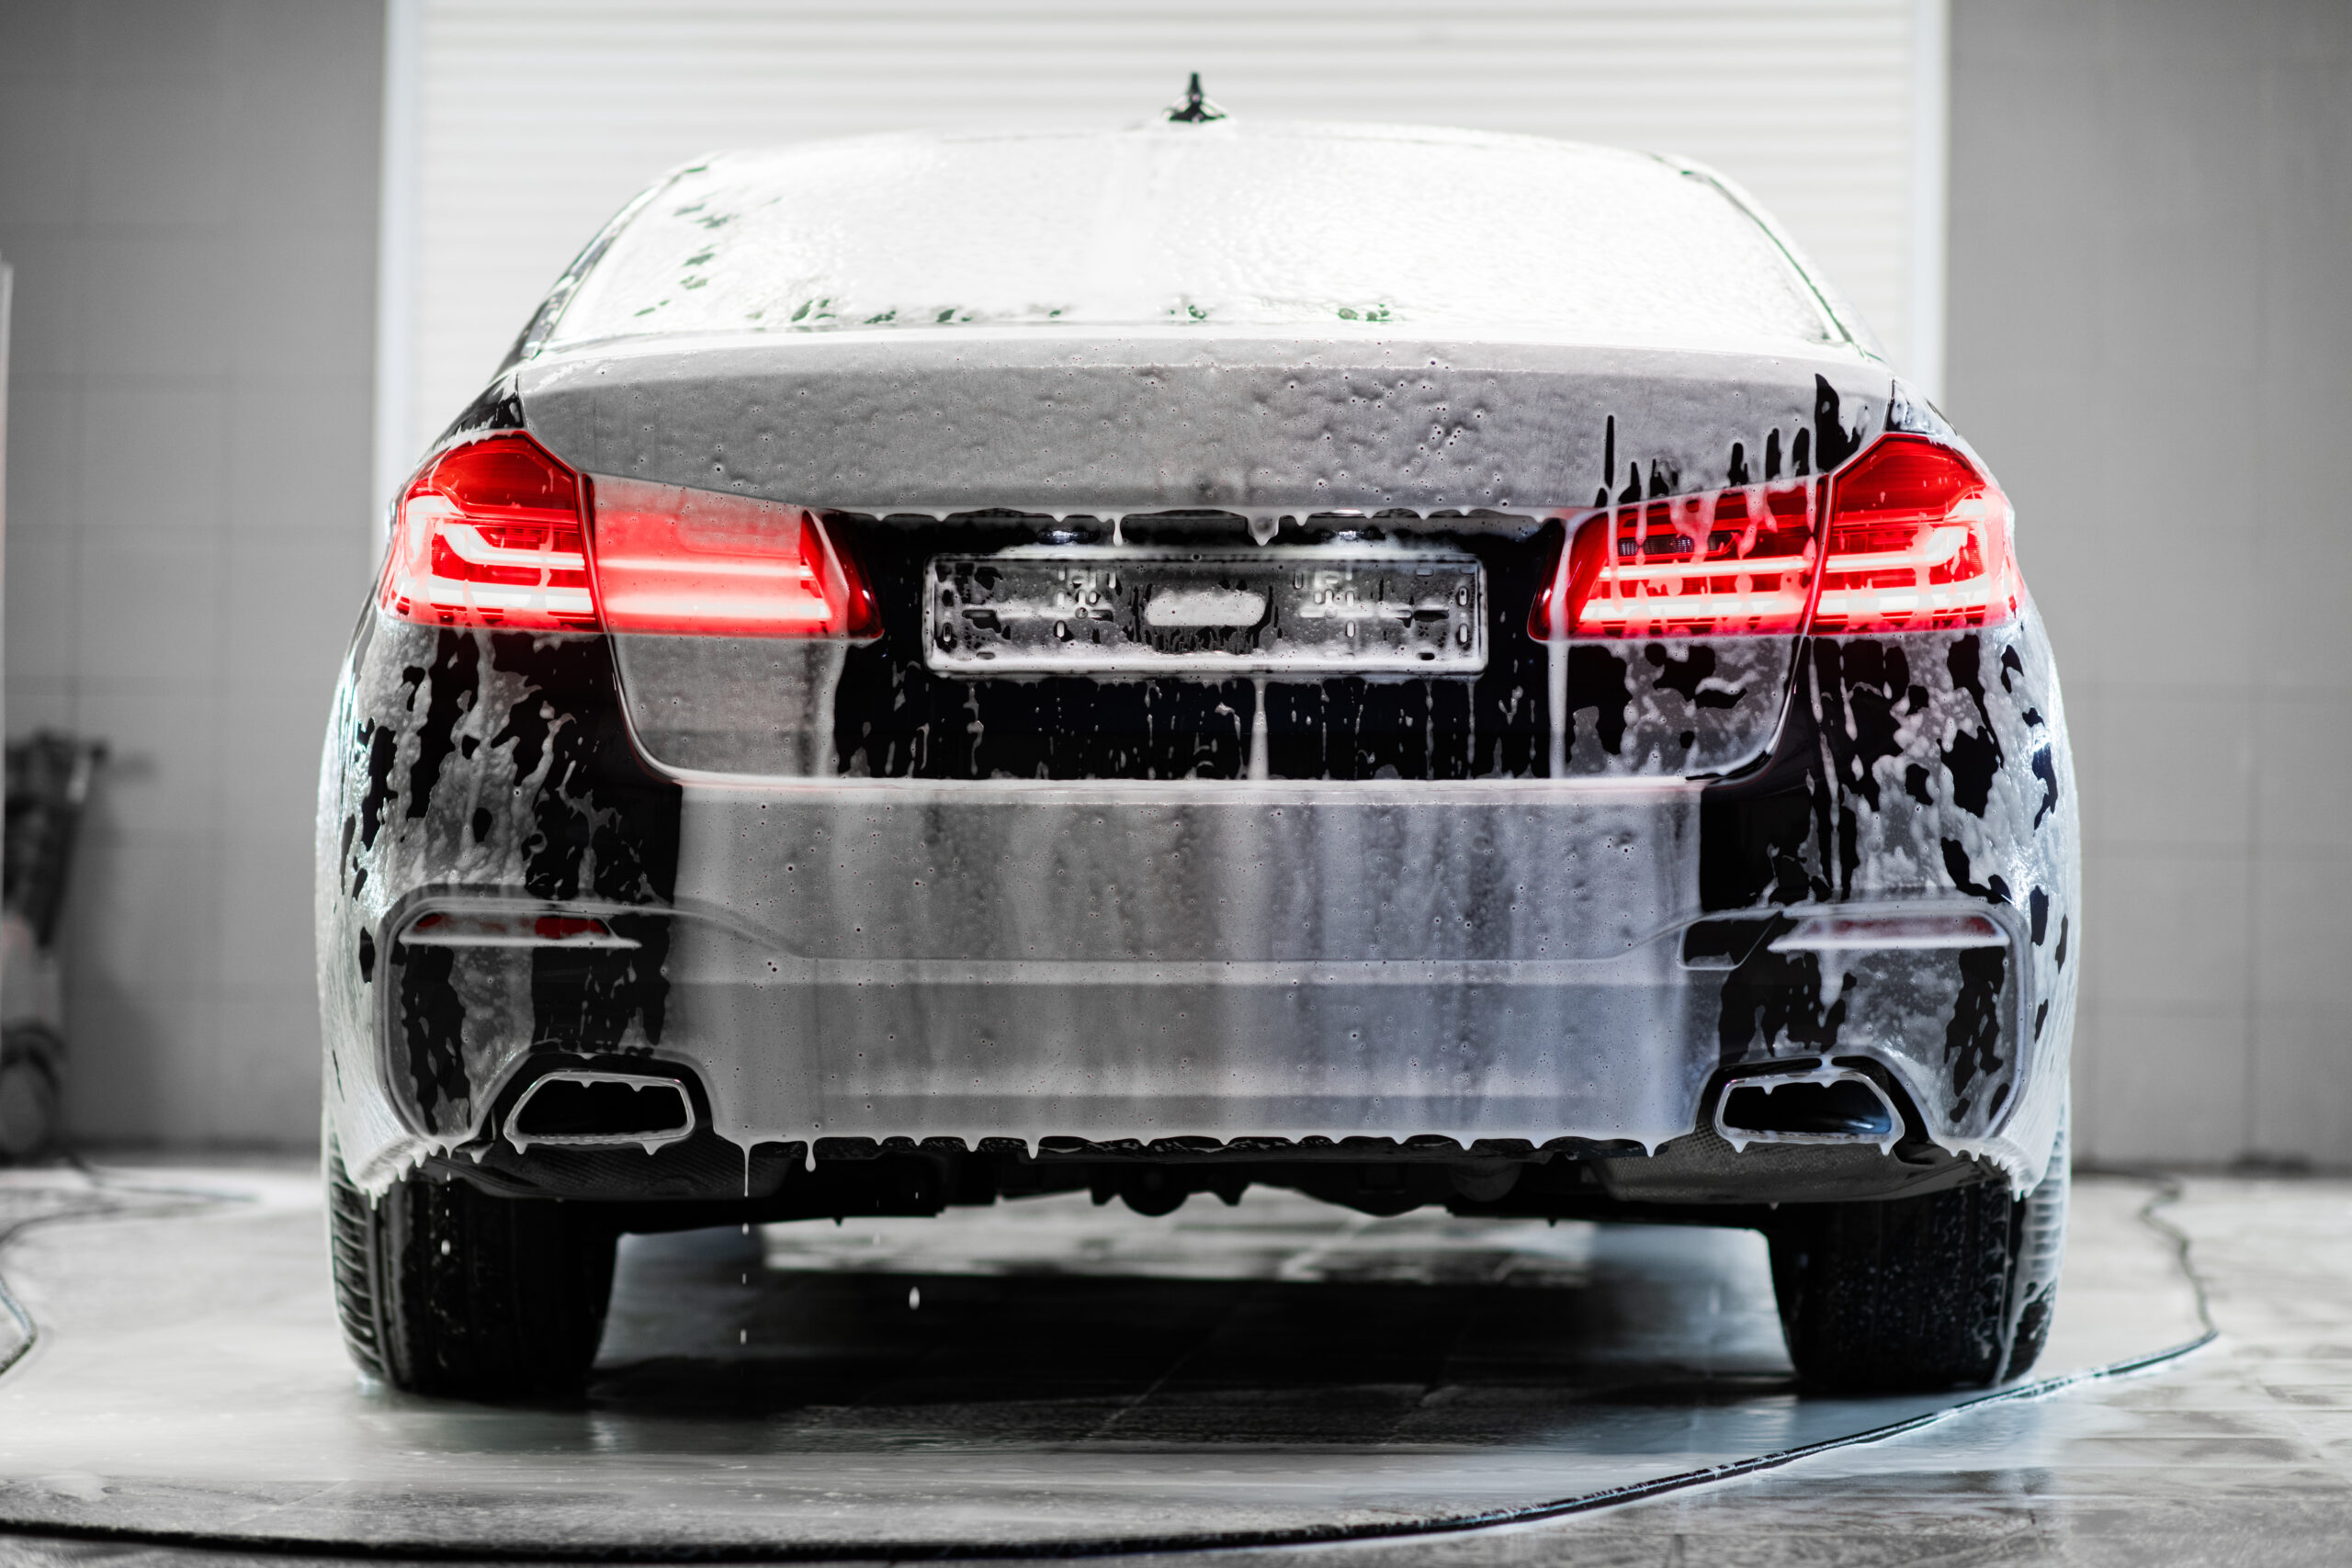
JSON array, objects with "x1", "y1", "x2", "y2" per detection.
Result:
[{"x1": 922, "y1": 548, "x2": 1486, "y2": 676}]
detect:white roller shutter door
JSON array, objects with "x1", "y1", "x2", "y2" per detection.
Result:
[{"x1": 383, "y1": 0, "x2": 1942, "y2": 502}]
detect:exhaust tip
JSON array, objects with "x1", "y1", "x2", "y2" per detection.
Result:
[
  {"x1": 506, "y1": 1070, "x2": 696, "y2": 1155},
  {"x1": 1715, "y1": 1068, "x2": 1901, "y2": 1153}
]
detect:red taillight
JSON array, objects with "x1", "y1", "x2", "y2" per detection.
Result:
[
  {"x1": 1532, "y1": 434, "x2": 2018, "y2": 642},
  {"x1": 382, "y1": 433, "x2": 595, "y2": 630},
  {"x1": 1813, "y1": 434, "x2": 2018, "y2": 635},
  {"x1": 381, "y1": 434, "x2": 874, "y2": 638},
  {"x1": 587, "y1": 478, "x2": 876, "y2": 637},
  {"x1": 1532, "y1": 481, "x2": 1819, "y2": 639}
]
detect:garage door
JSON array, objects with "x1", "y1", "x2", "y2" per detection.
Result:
[{"x1": 380, "y1": 0, "x2": 1944, "y2": 505}]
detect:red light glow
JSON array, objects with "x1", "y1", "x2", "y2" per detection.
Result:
[
  {"x1": 380, "y1": 433, "x2": 595, "y2": 631},
  {"x1": 588, "y1": 479, "x2": 876, "y2": 637},
  {"x1": 381, "y1": 436, "x2": 876, "y2": 639},
  {"x1": 1532, "y1": 482, "x2": 1818, "y2": 640},
  {"x1": 1532, "y1": 434, "x2": 2018, "y2": 642},
  {"x1": 1813, "y1": 435, "x2": 2018, "y2": 636}
]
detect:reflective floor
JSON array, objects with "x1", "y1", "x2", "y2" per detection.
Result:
[{"x1": 0, "y1": 1161, "x2": 2235, "y2": 1563}]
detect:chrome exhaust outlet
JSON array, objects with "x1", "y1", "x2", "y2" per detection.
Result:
[
  {"x1": 1713, "y1": 1066, "x2": 1904, "y2": 1154},
  {"x1": 504, "y1": 1070, "x2": 696, "y2": 1155}
]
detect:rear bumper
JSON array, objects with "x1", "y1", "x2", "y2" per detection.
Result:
[
  {"x1": 366, "y1": 781, "x2": 2051, "y2": 1190},
  {"x1": 322, "y1": 609, "x2": 2079, "y2": 1206}
]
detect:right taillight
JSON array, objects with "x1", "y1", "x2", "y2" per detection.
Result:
[
  {"x1": 1812, "y1": 434, "x2": 2018, "y2": 635},
  {"x1": 1532, "y1": 434, "x2": 2018, "y2": 641}
]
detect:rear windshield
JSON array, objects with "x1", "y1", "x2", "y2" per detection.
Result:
[{"x1": 550, "y1": 123, "x2": 1839, "y2": 353}]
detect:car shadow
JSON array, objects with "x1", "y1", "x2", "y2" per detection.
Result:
[{"x1": 584, "y1": 1212, "x2": 1797, "y2": 1446}]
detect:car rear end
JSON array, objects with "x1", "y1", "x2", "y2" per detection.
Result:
[{"x1": 318, "y1": 121, "x2": 2077, "y2": 1397}]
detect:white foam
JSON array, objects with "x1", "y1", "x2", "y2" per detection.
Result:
[{"x1": 552, "y1": 121, "x2": 1837, "y2": 354}]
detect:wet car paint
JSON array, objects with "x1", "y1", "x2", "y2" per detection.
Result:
[
  {"x1": 319, "y1": 373, "x2": 2074, "y2": 1202},
  {"x1": 319, "y1": 132, "x2": 2073, "y2": 1210}
]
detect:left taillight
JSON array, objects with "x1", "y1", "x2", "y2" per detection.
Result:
[
  {"x1": 588, "y1": 477, "x2": 876, "y2": 637},
  {"x1": 381, "y1": 434, "x2": 875, "y2": 637},
  {"x1": 381, "y1": 433, "x2": 595, "y2": 630}
]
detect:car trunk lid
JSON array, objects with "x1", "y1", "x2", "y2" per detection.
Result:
[{"x1": 517, "y1": 334, "x2": 1893, "y2": 782}]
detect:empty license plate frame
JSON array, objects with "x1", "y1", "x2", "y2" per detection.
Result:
[{"x1": 922, "y1": 547, "x2": 1487, "y2": 676}]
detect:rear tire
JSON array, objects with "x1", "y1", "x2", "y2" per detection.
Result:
[
  {"x1": 1769, "y1": 1107, "x2": 2070, "y2": 1393},
  {"x1": 327, "y1": 1152, "x2": 616, "y2": 1400}
]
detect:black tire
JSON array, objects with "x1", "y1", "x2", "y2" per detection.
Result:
[
  {"x1": 1769, "y1": 1107, "x2": 2070, "y2": 1393},
  {"x1": 327, "y1": 1151, "x2": 617, "y2": 1400}
]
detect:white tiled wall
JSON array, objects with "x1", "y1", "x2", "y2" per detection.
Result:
[
  {"x1": 0, "y1": 0, "x2": 380, "y2": 1145},
  {"x1": 1951, "y1": 0, "x2": 2352, "y2": 1167}
]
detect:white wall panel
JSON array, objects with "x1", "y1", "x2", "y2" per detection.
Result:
[
  {"x1": 0, "y1": 0, "x2": 382, "y2": 1146},
  {"x1": 403, "y1": 0, "x2": 1937, "y2": 483},
  {"x1": 1949, "y1": 0, "x2": 2352, "y2": 1168}
]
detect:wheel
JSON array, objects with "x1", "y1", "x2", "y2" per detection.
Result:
[
  {"x1": 326, "y1": 1150, "x2": 617, "y2": 1399},
  {"x1": 1769, "y1": 1107, "x2": 2070, "y2": 1393},
  {"x1": 0, "y1": 1025, "x2": 63, "y2": 1163}
]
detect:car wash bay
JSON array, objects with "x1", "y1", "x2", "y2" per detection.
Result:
[
  {"x1": 3, "y1": 1162, "x2": 2334, "y2": 1566},
  {"x1": 4, "y1": 1166, "x2": 2352, "y2": 1565},
  {"x1": 3, "y1": 0, "x2": 2352, "y2": 1563}
]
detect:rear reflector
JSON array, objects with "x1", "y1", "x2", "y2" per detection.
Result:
[
  {"x1": 381, "y1": 434, "x2": 873, "y2": 637},
  {"x1": 381, "y1": 433, "x2": 594, "y2": 630},
  {"x1": 1769, "y1": 911, "x2": 2006, "y2": 951},
  {"x1": 589, "y1": 477, "x2": 876, "y2": 637},
  {"x1": 400, "y1": 911, "x2": 641, "y2": 950},
  {"x1": 1533, "y1": 434, "x2": 2018, "y2": 641}
]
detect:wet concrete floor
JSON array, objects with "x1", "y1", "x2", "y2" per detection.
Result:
[{"x1": 0, "y1": 1160, "x2": 2305, "y2": 1565}]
